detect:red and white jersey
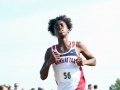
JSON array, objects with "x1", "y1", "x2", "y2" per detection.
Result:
[{"x1": 51, "y1": 41, "x2": 86, "y2": 90}]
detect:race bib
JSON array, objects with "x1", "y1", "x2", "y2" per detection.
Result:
[{"x1": 59, "y1": 69, "x2": 78, "y2": 82}]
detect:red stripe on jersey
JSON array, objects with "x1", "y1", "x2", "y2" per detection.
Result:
[
  {"x1": 72, "y1": 41, "x2": 75, "y2": 48},
  {"x1": 52, "y1": 45, "x2": 56, "y2": 51},
  {"x1": 56, "y1": 81, "x2": 58, "y2": 85},
  {"x1": 75, "y1": 66, "x2": 86, "y2": 90}
]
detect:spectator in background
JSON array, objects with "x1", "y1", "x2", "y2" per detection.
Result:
[
  {"x1": 93, "y1": 84, "x2": 98, "y2": 90},
  {"x1": 14, "y1": 83, "x2": 19, "y2": 90},
  {"x1": 31, "y1": 88, "x2": 36, "y2": 90},
  {"x1": 8, "y1": 86, "x2": 12, "y2": 90},
  {"x1": 38, "y1": 87, "x2": 44, "y2": 90},
  {"x1": 0, "y1": 85, "x2": 8, "y2": 90},
  {"x1": 21, "y1": 88, "x2": 26, "y2": 90},
  {"x1": 3, "y1": 85, "x2": 8, "y2": 90},
  {"x1": 88, "y1": 84, "x2": 92, "y2": 90}
]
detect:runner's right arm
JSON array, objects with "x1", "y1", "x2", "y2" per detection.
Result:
[
  {"x1": 40, "y1": 47, "x2": 60, "y2": 80},
  {"x1": 40, "y1": 47, "x2": 51, "y2": 80}
]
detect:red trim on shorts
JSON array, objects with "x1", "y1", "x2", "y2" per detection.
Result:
[{"x1": 75, "y1": 66, "x2": 86, "y2": 90}]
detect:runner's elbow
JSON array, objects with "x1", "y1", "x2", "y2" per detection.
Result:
[
  {"x1": 40, "y1": 75, "x2": 47, "y2": 80},
  {"x1": 40, "y1": 71, "x2": 47, "y2": 80},
  {"x1": 40, "y1": 73, "x2": 47, "y2": 80}
]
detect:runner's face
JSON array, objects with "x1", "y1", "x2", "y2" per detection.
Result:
[{"x1": 54, "y1": 20, "x2": 69, "y2": 37}]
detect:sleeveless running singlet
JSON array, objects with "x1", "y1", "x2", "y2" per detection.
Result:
[{"x1": 51, "y1": 41, "x2": 86, "y2": 90}]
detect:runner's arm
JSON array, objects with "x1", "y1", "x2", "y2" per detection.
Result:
[
  {"x1": 40, "y1": 47, "x2": 52, "y2": 80},
  {"x1": 77, "y1": 41, "x2": 96, "y2": 66}
]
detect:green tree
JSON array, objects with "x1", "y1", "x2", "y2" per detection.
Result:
[
  {"x1": 109, "y1": 78, "x2": 120, "y2": 90},
  {"x1": 115, "y1": 78, "x2": 120, "y2": 90},
  {"x1": 109, "y1": 84, "x2": 116, "y2": 90}
]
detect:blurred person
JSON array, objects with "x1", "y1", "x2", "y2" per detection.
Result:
[
  {"x1": 3, "y1": 85, "x2": 8, "y2": 90},
  {"x1": 93, "y1": 84, "x2": 98, "y2": 90},
  {"x1": 8, "y1": 86, "x2": 12, "y2": 90},
  {"x1": 88, "y1": 84, "x2": 92, "y2": 90},
  {"x1": 21, "y1": 88, "x2": 26, "y2": 90},
  {"x1": 2, "y1": 85, "x2": 8, "y2": 90},
  {"x1": 0, "y1": 85, "x2": 8, "y2": 90},
  {"x1": 31, "y1": 88, "x2": 35, "y2": 90},
  {"x1": 40, "y1": 15, "x2": 96, "y2": 90},
  {"x1": 14, "y1": 83, "x2": 19, "y2": 90},
  {"x1": 38, "y1": 87, "x2": 44, "y2": 90}
]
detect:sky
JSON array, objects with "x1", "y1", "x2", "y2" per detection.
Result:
[{"x1": 0, "y1": 0, "x2": 120, "y2": 90}]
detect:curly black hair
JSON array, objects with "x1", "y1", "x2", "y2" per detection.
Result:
[{"x1": 48, "y1": 15, "x2": 73, "y2": 36}]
